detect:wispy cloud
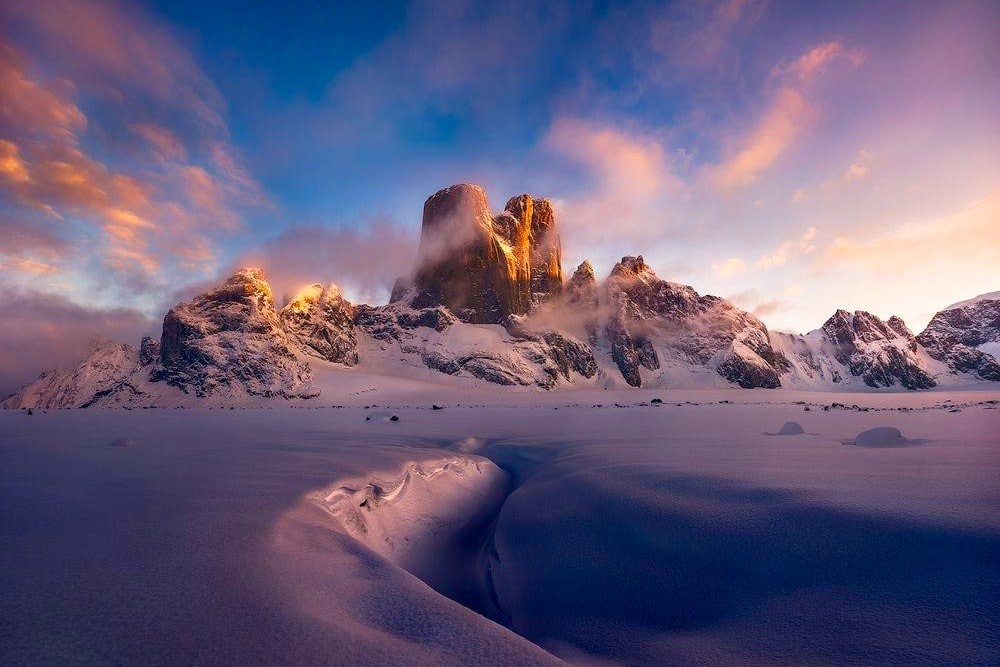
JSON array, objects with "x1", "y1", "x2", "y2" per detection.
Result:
[{"x1": 0, "y1": 0, "x2": 266, "y2": 303}]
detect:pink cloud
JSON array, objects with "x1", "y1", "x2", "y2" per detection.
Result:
[
  {"x1": 0, "y1": 287, "x2": 154, "y2": 396},
  {"x1": 707, "y1": 40, "x2": 863, "y2": 189}
]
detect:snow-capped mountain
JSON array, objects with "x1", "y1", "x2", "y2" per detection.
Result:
[
  {"x1": 601, "y1": 255, "x2": 788, "y2": 388},
  {"x1": 151, "y1": 268, "x2": 316, "y2": 399},
  {"x1": 3, "y1": 184, "x2": 997, "y2": 408},
  {"x1": 772, "y1": 310, "x2": 937, "y2": 390},
  {"x1": 916, "y1": 292, "x2": 1000, "y2": 381},
  {"x1": 1, "y1": 340, "x2": 145, "y2": 409}
]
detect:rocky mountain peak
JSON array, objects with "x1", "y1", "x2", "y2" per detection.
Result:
[
  {"x1": 610, "y1": 255, "x2": 654, "y2": 281},
  {"x1": 566, "y1": 260, "x2": 598, "y2": 307},
  {"x1": 279, "y1": 283, "x2": 358, "y2": 366},
  {"x1": 153, "y1": 267, "x2": 315, "y2": 398},
  {"x1": 917, "y1": 292, "x2": 1000, "y2": 381},
  {"x1": 504, "y1": 195, "x2": 562, "y2": 304},
  {"x1": 408, "y1": 184, "x2": 563, "y2": 324},
  {"x1": 817, "y1": 308, "x2": 934, "y2": 389}
]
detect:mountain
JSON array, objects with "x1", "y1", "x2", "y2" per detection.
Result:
[
  {"x1": 1, "y1": 340, "x2": 146, "y2": 409},
  {"x1": 401, "y1": 184, "x2": 563, "y2": 324},
  {"x1": 152, "y1": 268, "x2": 317, "y2": 398},
  {"x1": 772, "y1": 310, "x2": 936, "y2": 390},
  {"x1": 279, "y1": 283, "x2": 359, "y2": 366},
  {"x1": 601, "y1": 255, "x2": 788, "y2": 388},
  {"x1": 3, "y1": 183, "x2": 997, "y2": 408},
  {"x1": 916, "y1": 292, "x2": 1000, "y2": 381}
]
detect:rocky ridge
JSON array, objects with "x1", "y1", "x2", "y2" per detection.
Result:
[{"x1": 3, "y1": 184, "x2": 997, "y2": 408}]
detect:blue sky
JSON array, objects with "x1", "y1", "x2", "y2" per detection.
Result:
[{"x1": 0, "y1": 0, "x2": 997, "y2": 389}]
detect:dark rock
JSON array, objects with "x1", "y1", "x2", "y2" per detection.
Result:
[
  {"x1": 139, "y1": 337, "x2": 160, "y2": 366},
  {"x1": 822, "y1": 310, "x2": 935, "y2": 389},
  {"x1": 406, "y1": 184, "x2": 565, "y2": 324}
]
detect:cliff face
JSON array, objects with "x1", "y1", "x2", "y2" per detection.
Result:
[
  {"x1": 603, "y1": 256, "x2": 786, "y2": 388},
  {"x1": 503, "y1": 195, "x2": 562, "y2": 306},
  {"x1": 408, "y1": 184, "x2": 563, "y2": 324}
]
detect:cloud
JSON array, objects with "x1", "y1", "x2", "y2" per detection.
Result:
[
  {"x1": 842, "y1": 149, "x2": 872, "y2": 180},
  {"x1": 0, "y1": 1, "x2": 266, "y2": 303},
  {"x1": 650, "y1": 0, "x2": 769, "y2": 72},
  {"x1": 756, "y1": 227, "x2": 818, "y2": 268},
  {"x1": 772, "y1": 41, "x2": 865, "y2": 82},
  {"x1": 823, "y1": 193, "x2": 1000, "y2": 273},
  {"x1": 234, "y1": 219, "x2": 418, "y2": 307},
  {"x1": 542, "y1": 117, "x2": 682, "y2": 264},
  {"x1": 726, "y1": 288, "x2": 789, "y2": 319},
  {"x1": 712, "y1": 257, "x2": 747, "y2": 277},
  {"x1": 707, "y1": 41, "x2": 863, "y2": 189},
  {"x1": 0, "y1": 287, "x2": 154, "y2": 397}
]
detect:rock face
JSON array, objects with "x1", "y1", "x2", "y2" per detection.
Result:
[
  {"x1": 139, "y1": 337, "x2": 160, "y2": 366},
  {"x1": 502, "y1": 195, "x2": 562, "y2": 305},
  {"x1": 410, "y1": 184, "x2": 518, "y2": 324},
  {"x1": 565, "y1": 260, "x2": 600, "y2": 344},
  {"x1": 917, "y1": 293, "x2": 1000, "y2": 381},
  {"x1": 1, "y1": 340, "x2": 144, "y2": 409},
  {"x1": 819, "y1": 310, "x2": 936, "y2": 389},
  {"x1": 154, "y1": 268, "x2": 316, "y2": 398},
  {"x1": 603, "y1": 256, "x2": 785, "y2": 388},
  {"x1": 279, "y1": 283, "x2": 359, "y2": 366},
  {"x1": 407, "y1": 184, "x2": 563, "y2": 324}
]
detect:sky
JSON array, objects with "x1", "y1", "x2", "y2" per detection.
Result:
[{"x1": 0, "y1": 0, "x2": 998, "y2": 392}]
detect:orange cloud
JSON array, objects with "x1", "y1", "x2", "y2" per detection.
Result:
[
  {"x1": 0, "y1": 5, "x2": 267, "y2": 293},
  {"x1": 710, "y1": 86, "x2": 814, "y2": 188},
  {"x1": 708, "y1": 40, "x2": 863, "y2": 189}
]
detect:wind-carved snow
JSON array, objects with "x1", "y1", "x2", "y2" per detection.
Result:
[{"x1": 305, "y1": 455, "x2": 513, "y2": 621}]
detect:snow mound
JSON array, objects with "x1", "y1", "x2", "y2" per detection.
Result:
[
  {"x1": 851, "y1": 426, "x2": 910, "y2": 447},
  {"x1": 771, "y1": 421, "x2": 805, "y2": 436}
]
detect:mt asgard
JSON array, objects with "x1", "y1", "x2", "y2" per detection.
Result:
[{"x1": 4, "y1": 184, "x2": 998, "y2": 408}]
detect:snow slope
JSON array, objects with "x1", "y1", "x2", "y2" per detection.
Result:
[{"x1": 2, "y1": 390, "x2": 998, "y2": 665}]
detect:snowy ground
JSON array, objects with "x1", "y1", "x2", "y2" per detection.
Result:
[{"x1": 2, "y1": 389, "x2": 999, "y2": 666}]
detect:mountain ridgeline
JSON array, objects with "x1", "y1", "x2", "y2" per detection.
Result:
[{"x1": 4, "y1": 184, "x2": 998, "y2": 407}]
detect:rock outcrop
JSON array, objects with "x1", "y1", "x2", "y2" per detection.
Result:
[
  {"x1": 139, "y1": 337, "x2": 160, "y2": 366},
  {"x1": 153, "y1": 268, "x2": 316, "y2": 398},
  {"x1": 279, "y1": 283, "x2": 359, "y2": 366},
  {"x1": 406, "y1": 184, "x2": 563, "y2": 324},
  {"x1": 503, "y1": 195, "x2": 562, "y2": 305},
  {"x1": 917, "y1": 293, "x2": 1000, "y2": 381},
  {"x1": 818, "y1": 310, "x2": 936, "y2": 389}
]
